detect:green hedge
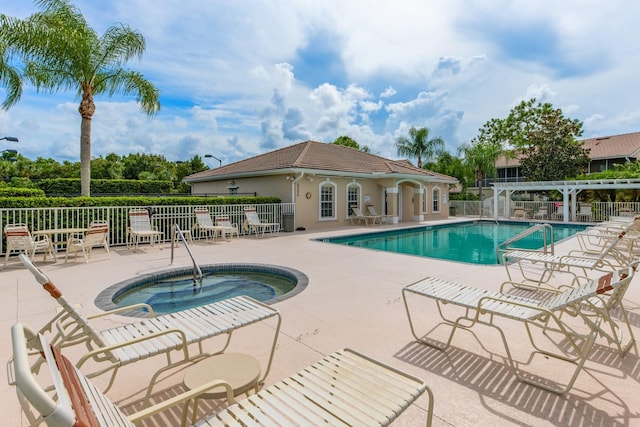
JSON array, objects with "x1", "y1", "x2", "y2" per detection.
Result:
[
  {"x1": 0, "y1": 187, "x2": 46, "y2": 198},
  {"x1": 36, "y1": 178, "x2": 175, "y2": 195},
  {"x1": 0, "y1": 195, "x2": 281, "y2": 209}
]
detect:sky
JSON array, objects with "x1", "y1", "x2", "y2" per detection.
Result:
[{"x1": 1, "y1": 0, "x2": 640, "y2": 167}]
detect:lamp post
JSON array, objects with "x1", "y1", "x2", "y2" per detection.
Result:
[
  {"x1": 0, "y1": 136, "x2": 19, "y2": 142},
  {"x1": 204, "y1": 154, "x2": 222, "y2": 168}
]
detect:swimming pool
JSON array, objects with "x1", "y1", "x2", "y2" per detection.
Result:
[
  {"x1": 95, "y1": 264, "x2": 308, "y2": 316},
  {"x1": 320, "y1": 221, "x2": 587, "y2": 265}
]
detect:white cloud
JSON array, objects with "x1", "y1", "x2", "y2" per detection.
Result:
[{"x1": 1, "y1": 0, "x2": 639, "y2": 166}]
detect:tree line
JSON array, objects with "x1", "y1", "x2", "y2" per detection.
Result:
[{"x1": 0, "y1": 152, "x2": 207, "y2": 192}]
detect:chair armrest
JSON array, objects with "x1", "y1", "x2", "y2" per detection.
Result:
[
  {"x1": 76, "y1": 328, "x2": 190, "y2": 368},
  {"x1": 499, "y1": 281, "x2": 561, "y2": 294},
  {"x1": 87, "y1": 303, "x2": 155, "y2": 318},
  {"x1": 128, "y1": 379, "x2": 236, "y2": 423},
  {"x1": 477, "y1": 295, "x2": 552, "y2": 318}
]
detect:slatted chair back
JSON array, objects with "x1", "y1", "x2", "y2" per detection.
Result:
[
  {"x1": 19, "y1": 254, "x2": 114, "y2": 361},
  {"x1": 10, "y1": 322, "x2": 138, "y2": 427},
  {"x1": 194, "y1": 209, "x2": 215, "y2": 228},
  {"x1": 5, "y1": 224, "x2": 34, "y2": 251},
  {"x1": 215, "y1": 215, "x2": 232, "y2": 228},
  {"x1": 84, "y1": 221, "x2": 109, "y2": 246},
  {"x1": 128, "y1": 209, "x2": 154, "y2": 232},
  {"x1": 243, "y1": 208, "x2": 261, "y2": 225},
  {"x1": 216, "y1": 215, "x2": 240, "y2": 239}
]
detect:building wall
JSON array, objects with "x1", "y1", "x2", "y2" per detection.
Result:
[{"x1": 191, "y1": 174, "x2": 451, "y2": 229}]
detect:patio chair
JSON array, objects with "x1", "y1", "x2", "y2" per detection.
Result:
[
  {"x1": 8, "y1": 322, "x2": 237, "y2": 427},
  {"x1": 366, "y1": 205, "x2": 385, "y2": 224},
  {"x1": 3, "y1": 223, "x2": 55, "y2": 268},
  {"x1": 551, "y1": 203, "x2": 565, "y2": 220},
  {"x1": 215, "y1": 215, "x2": 240, "y2": 240},
  {"x1": 9, "y1": 322, "x2": 434, "y2": 427},
  {"x1": 577, "y1": 203, "x2": 593, "y2": 222},
  {"x1": 19, "y1": 254, "x2": 281, "y2": 395},
  {"x1": 243, "y1": 208, "x2": 280, "y2": 237},
  {"x1": 194, "y1": 208, "x2": 225, "y2": 241},
  {"x1": 512, "y1": 207, "x2": 527, "y2": 219},
  {"x1": 64, "y1": 220, "x2": 111, "y2": 263},
  {"x1": 402, "y1": 265, "x2": 634, "y2": 394},
  {"x1": 502, "y1": 226, "x2": 633, "y2": 285},
  {"x1": 127, "y1": 208, "x2": 163, "y2": 251},
  {"x1": 532, "y1": 205, "x2": 548, "y2": 220},
  {"x1": 349, "y1": 206, "x2": 380, "y2": 225}
]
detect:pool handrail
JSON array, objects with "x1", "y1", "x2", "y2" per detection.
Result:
[
  {"x1": 496, "y1": 223, "x2": 554, "y2": 263},
  {"x1": 170, "y1": 223, "x2": 202, "y2": 283}
]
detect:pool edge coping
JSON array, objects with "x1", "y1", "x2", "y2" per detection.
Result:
[{"x1": 94, "y1": 263, "x2": 309, "y2": 318}]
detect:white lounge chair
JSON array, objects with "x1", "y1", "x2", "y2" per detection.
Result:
[
  {"x1": 19, "y1": 254, "x2": 281, "y2": 395},
  {"x1": 402, "y1": 265, "x2": 635, "y2": 394},
  {"x1": 512, "y1": 207, "x2": 528, "y2": 219},
  {"x1": 9, "y1": 322, "x2": 237, "y2": 427},
  {"x1": 9, "y1": 323, "x2": 434, "y2": 427},
  {"x1": 502, "y1": 227, "x2": 632, "y2": 285},
  {"x1": 3, "y1": 223, "x2": 55, "y2": 267},
  {"x1": 349, "y1": 206, "x2": 380, "y2": 225},
  {"x1": 366, "y1": 205, "x2": 385, "y2": 224},
  {"x1": 243, "y1": 208, "x2": 280, "y2": 237},
  {"x1": 65, "y1": 220, "x2": 111, "y2": 263},
  {"x1": 127, "y1": 208, "x2": 163, "y2": 251},
  {"x1": 215, "y1": 215, "x2": 240, "y2": 240},
  {"x1": 532, "y1": 206, "x2": 548, "y2": 220},
  {"x1": 577, "y1": 203, "x2": 593, "y2": 222},
  {"x1": 194, "y1": 208, "x2": 225, "y2": 241}
]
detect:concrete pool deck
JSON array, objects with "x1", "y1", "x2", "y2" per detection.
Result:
[{"x1": 2, "y1": 218, "x2": 639, "y2": 426}]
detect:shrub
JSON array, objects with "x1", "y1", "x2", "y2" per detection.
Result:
[{"x1": 0, "y1": 187, "x2": 45, "y2": 198}]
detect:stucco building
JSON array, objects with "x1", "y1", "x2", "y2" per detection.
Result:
[{"x1": 184, "y1": 140, "x2": 458, "y2": 230}]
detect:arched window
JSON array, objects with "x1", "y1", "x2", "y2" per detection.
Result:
[
  {"x1": 319, "y1": 181, "x2": 337, "y2": 220},
  {"x1": 432, "y1": 187, "x2": 441, "y2": 213},
  {"x1": 346, "y1": 182, "x2": 361, "y2": 217}
]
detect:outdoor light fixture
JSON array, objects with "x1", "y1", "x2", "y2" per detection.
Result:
[
  {"x1": 0, "y1": 136, "x2": 19, "y2": 142},
  {"x1": 204, "y1": 154, "x2": 222, "y2": 168}
]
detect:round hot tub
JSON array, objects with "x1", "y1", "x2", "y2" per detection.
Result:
[{"x1": 95, "y1": 263, "x2": 308, "y2": 317}]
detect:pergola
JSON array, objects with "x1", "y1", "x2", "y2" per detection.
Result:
[{"x1": 491, "y1": 178, "x2": 640, "y2": 222}]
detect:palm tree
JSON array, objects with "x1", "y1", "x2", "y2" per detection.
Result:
[
  {"x1": 459, "y1": 140, "x2": 503, "y2": 201},
  {"x1": 395, "y1": 126, "x2": 444, "y2": 169},
  {"x1": 0, "y1": 0, "x2": 160, "y2": 196}
]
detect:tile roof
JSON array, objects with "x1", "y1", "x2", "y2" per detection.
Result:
[
  {"x1": 187, "y1": 140, "x2": 457, "y2": 182},
  {"x1": 582, "y1": 131, "x2": 640, "y2": 160},
  {"x1": 495, "y1": 131, "x2": 640, "y2": 167}
]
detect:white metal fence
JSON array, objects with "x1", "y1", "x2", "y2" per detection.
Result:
[
  {"x1": 450, "y1": 200, "x2": 640, "y2": 222},
  {"x1": 1, "y1": 203, "x2": 294, "y2": 255}
]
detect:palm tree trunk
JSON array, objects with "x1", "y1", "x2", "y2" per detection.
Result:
[
  {"x1": 78, "y1": 91, "x2": 95, "y2": 197},
  {"x1": 80, "y1": 117, "x2": 91, "y2": 196}
]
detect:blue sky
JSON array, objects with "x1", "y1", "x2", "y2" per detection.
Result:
[{"x1": 1, "y1": 0, "x2": 639, "y2": 167}]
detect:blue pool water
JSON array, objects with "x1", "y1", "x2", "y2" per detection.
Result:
[
  {"x1": 320, "y1": 221, "x2": 587, "y2": 265},
  {"x1": 96, "y1": 264, "x2": 308, "y2": 315}
]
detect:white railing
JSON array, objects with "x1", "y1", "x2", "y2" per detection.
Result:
[
  {"x1": 1, "y1": 203, "x2": 294, "y2": 255},
  {"x1": 450, "y1": 200, "x2": 639, "y2": 222}
]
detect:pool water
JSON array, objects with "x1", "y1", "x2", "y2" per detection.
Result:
[
  {"x1": 101, "y1": 264, "x2": 307, "y2": 315},
  {"x1": 321, "y1": 221, "x2": 587, "y2": 265}
]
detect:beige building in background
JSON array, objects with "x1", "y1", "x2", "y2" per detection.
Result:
[{"x1": 184, "y1": 141, "x2": 458, "y2": 230}]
